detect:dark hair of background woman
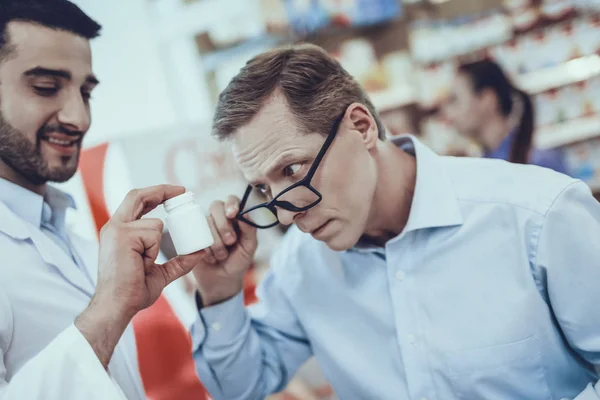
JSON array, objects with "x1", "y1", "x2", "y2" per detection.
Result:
[{"x1": 458, "y1": 59, "x2": 533, "y2": 164}]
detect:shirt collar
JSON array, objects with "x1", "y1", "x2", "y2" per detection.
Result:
[
  {"x1": 0, "y1": 178, "x2": 76, "y2": 229},
  {"x1": 351, "y1": 135, "x2": 463, "y2": 252},
  {"x1": 392, "y1": 135, "x2": 463, "y2": 234}
]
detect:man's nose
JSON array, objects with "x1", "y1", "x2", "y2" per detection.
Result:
[
  {"x1": 57, "y1": 91, "x2": 91, "y2": 133},
  {"x1": 276, "y1": 207, "x2": 303, "y2": 226}
]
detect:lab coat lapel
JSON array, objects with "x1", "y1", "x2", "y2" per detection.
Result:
[
  {"x1": 69, "y1": 233, "x2": 99, "y2": 288},
  {"x1": 0, "y1": 202, "x2": 95, "y2": 297}
]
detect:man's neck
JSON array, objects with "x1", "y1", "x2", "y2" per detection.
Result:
[
  {"x1": 0, "y1": 159, "x2": 45, "y2": 196},
  {"x1": 478, "y1": 114, "x2": 512, "y2": 153},
  {"x1": 363, "y1": 140, "x2": 417, "y2": 244}
]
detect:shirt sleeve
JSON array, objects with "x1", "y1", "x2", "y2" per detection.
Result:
[
  {"x1": 192, "y1": 253, "x2": 313, "y2": 400},
  {"x1": 535, "y1": 181, "x2": 600, "y2": 399},
  {"x1": 0, "y1": 323, "x2": 127, "y2": 400}
]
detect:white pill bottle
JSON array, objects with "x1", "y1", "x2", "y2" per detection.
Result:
[{"x1": 163, "y1": 192, "x2": 214, "y2": 255}]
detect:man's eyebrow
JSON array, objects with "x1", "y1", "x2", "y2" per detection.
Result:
[
  {"x1": 24, "y1": 67, "x2": 72, "y2": 80},
  {"x1": 247, "y1": 153, "x2": 301, "y2": 186},
  {"x1": 24, "y1": 67, "x2": 100, "y2": 86},
  {"x1": 85, "y1": 75, "x2": 100, "y2": 85},
  {"x1": 267, "y1": 153, "x2": 301, "y2": 176}
]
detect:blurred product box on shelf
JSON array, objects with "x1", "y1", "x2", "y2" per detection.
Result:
[
  {"x1": 493, "y1": 17, "x2": 600, "y2": 77},
  {"x1": 517, "y1": 55, "x2": 600, "y2": 94},
  {"x1": 409, "y1": 11, "x2": 511, "y2": 65},
  {"x1": 590, "y1": 76, "x2": 600, "y2": 112},
  {"x1": 336, "y1": 43, "x2": 417, "y2": 111},
  {"x1": 425, "y1": 0, "x2": 504, "y2": 20},
  {"x1": 506, "y1": 0, "x2": 578, "y2": 31},
  {"x1": 572, "y1": 0, "x2": 600, "y2": 12},
  {"x1": 535, "y1": 115, "x2": 600, "y2": 149},
  {"x1": 533, "y1": 75, "x2": 600, "y2": 149},
  {"x1": 541, "y1": 0, "x2": 577, "y2": 19},
  {"x1": 193, "y1": 0, "x2": 269, "y2": 52},
  {"x1": 315, "y1": 19, "x2": 415, "y2": 112},
  {"x1": 337, "y1": 38, "x2": 388, "y2": 92},
  {"x1": 261, "y1": 0, "x2": 402, "y2": 35}
]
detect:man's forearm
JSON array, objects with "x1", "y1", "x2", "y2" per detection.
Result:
[{"x1": 74, "y1": 296, "x2": 132, "y2": 369}]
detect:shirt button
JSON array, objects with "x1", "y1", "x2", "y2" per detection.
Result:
[
  {"x1": 408, "y1": 334, "x2": 417, "y2": 345},
  {"x1": 395, "y1": 270, "x2": 405, "y2": 281},
  {"x1": 421, "y1": 397, "x2": 429, "y2": 400},
  {"x1": 211, "y1": 322, "x2": 221, "y2": 332}
]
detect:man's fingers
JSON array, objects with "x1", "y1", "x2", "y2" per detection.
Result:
[
  {"x1": 136, "y1": 229, "x2": 163, "y2": 262},
  {"x1": 113, "y1": 185, "x2": 185, "y2": 223},
  {"x1": 206, "y1": 214, "x2": 229, "y2": 261},
  {"x1": 128, "y1": 218, "x2": 165, "y2": 233},
  {"x1": 237, "y1": 214, "x2": 258, "y2": 251},
  {"x1": 203, "y1": 246, "x2": 218, "y2": 264},
  {"x1": 211, "y1": 201, "x2": 237, "y2": 246},
  {"x1": 225, "y1": 195, "x2": 241, "y2": 219},
  {"x1": 155, "y1": 251, "x2": 205, "y2": 285}
]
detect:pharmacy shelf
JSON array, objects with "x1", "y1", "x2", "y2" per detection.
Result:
[
  {"x1": 536, "y1": 116, "x2": 600, "y2": 149},
  {"x1": 201, "y1": 34, "x2": 288, "y2": 72},
  {"x1": 517, "y1": 55, "x2": 600, "y2": 94},
  {"x1": 370, "y1": 89, "x2": 416, "y2": 112}
]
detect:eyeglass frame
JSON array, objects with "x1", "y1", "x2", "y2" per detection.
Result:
[{"x1": 236, "y1": 106, "x2": 349, "y2": 229}]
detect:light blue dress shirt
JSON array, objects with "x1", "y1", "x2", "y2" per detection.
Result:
[{"x1": 192, "y1": 136, "x2": 600, "y2": 400}]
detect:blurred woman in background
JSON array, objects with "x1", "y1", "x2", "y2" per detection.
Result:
[{"x1": 444, "y1": 59, "x2": 568, "y2": 174}]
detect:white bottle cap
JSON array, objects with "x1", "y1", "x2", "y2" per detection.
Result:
[{"x1": 163, "y1": 191, "x2": 195, "y2": 213}]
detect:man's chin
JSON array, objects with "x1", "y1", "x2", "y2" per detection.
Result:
[
  {"x1": 321, "y1": 233, "x2": 358, "y2": 252},
  {"x1": 45, "y1": 167, "x2": 78, "y2": 183},
  {"x1": 43, "y1": 155, "x2": 80, "y2": 183}
]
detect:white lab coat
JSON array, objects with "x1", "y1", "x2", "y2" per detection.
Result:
[{"x1": 0, "y1": 201, "x2": 146, "y2": 399}]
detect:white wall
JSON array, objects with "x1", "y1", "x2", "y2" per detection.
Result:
[{"x1": 73, "y1": 0, "x2": 190, "y2": 148}]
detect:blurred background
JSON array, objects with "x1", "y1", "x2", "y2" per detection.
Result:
[{"x1": 57, "y1": 0, "x2": 600, "y2": 399}]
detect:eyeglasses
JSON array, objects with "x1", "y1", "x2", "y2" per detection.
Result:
[{"x1": 237, "y1": 107, "x2": 347, "y2": 229}]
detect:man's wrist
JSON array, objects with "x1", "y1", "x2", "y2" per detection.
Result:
[
  {"x1": 198, "y1": 286, "x2": 243, "y2": 308},
  {"x1": 75, "y1": 296, "x2": 133, "y2": 369}
]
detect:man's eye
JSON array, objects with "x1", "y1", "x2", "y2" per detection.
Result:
[
  {"x1": 81, "y1": 91, "x2": 93, "y2": 102},
  {"x1": 256, "y1": 185, "x2": 269, "y2": 195},
  {"x1": 283, "y1": 164, "x2": 302, "y2": 177},
  {"x1": 33, "y1": 86, "x2": 59, "y2": 97}
]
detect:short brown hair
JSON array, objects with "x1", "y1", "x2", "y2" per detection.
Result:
[{"x1": 213, "y1": 43, "x2": 385, "y2": 141}]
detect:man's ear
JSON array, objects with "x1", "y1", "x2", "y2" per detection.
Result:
[{"x1": 345, "y1": 103, "x2": 379, "y2": 150}]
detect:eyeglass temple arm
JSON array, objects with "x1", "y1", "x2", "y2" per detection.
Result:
[
  {"x1": 238, "y1": 185, "x2": 253, "y2": 214},
  {"x1": 305, "y1": 112, "x2": 346, "y2": 179}
]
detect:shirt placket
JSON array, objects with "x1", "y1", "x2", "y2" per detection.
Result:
[{"x1": 387, "y1": 233, "x2": 436, "y2": 400}]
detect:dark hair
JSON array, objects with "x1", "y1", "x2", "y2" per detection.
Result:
[
  {"x1": 213, "y1": 43, "x2": 386, "y2": 141},
  {"x1": 459, "y1": 59, "x2": 533, "y2": 165},
  {"x1": 0, "y1": 0, "x2": 102, "y2": 61}
]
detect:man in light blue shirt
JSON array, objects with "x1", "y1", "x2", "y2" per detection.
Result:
[{"x1": 191, "y1": 44, "x2": 600, "y2": 400}]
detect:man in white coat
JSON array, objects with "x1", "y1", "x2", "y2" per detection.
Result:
[{"x1": 0, "y1": 1, "x2": 204, "y2": 398}]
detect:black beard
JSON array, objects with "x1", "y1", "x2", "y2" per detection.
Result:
[{"x1": 0, "y1": 111, "x2": 79, "y2": 184}]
